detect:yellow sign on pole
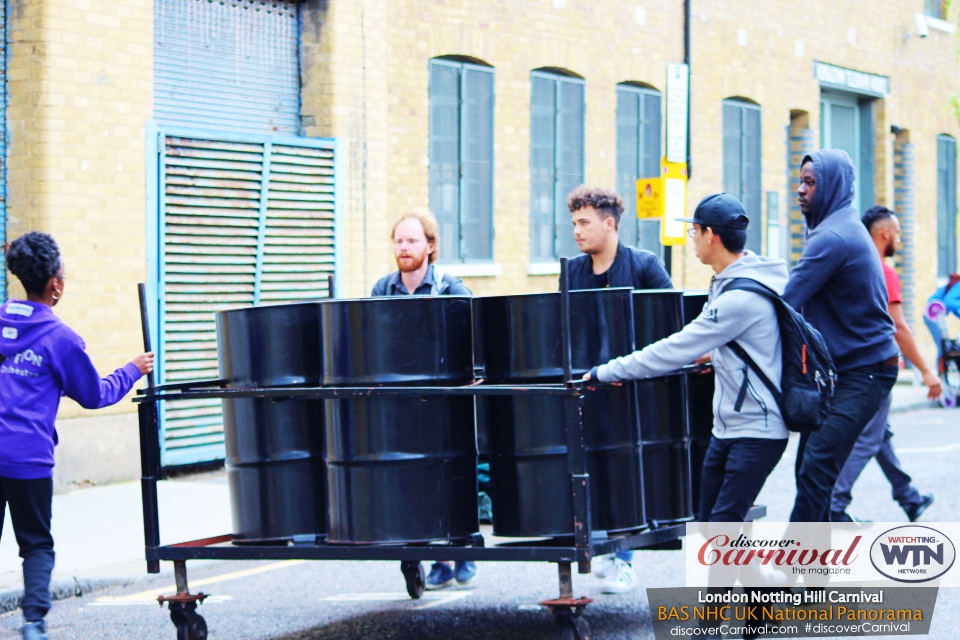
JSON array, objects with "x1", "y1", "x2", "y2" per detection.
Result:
[{"x1": 659, "y1": 159, "x2": 688, "y2": 247}]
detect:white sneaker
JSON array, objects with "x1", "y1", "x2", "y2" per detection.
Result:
[
  {"x1": 600, "y1": 558, "x2": 637, "y2": 594},
  {"x1": 592, "y1": 554, "x2": 617, "y2": 580}
]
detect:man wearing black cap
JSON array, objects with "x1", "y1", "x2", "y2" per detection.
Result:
[{"x1": 586, "y1": 194, "x2": 790, "y2": 526}]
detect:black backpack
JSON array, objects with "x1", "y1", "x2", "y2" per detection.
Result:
[{"x1": 721, "y1": 278, "x2": 836, "y2": 433}]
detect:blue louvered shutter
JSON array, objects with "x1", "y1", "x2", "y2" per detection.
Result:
[
  {"x1": 154, "y1": 0, "x2": 300, "y2": 135},
  {"x1": 555, "y1": 79, "x2": 585, "y2": 259},
  {"x1": 530, "y1": 75, "x2": 557, "y2": 261},
  {"x1": 638, "y1": 90, "x2": 663, "y2": 255},
  {"x1": 616, "y1": 88, "x2": 640, "y2": 247},
  {"x1": 429, "y1": 61, "x2": 462, "y2": 261},
  {"x1": 723, "y1": 100, "x2": 761, "y2": 253},
  {"x1": 938, "y1": 135, "x2": 958, "y2": 277},
  {"x1": 158, "y1": 131, "x2": 337, "y2": 467},
  {"x1": 742, "y1": 107, "x2": 762, "y2": 253},
  {"x1": 460, "y1": 65, "x2": 495, "y2": 261}
]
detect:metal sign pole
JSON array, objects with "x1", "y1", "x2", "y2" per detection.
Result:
[{"x1": 137, "y1": 283, "x2": 161, "y2": 573}]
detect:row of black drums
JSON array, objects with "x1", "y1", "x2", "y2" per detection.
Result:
[{"x1": 215, "y1": 288, "x2": 715, "y2": 545}]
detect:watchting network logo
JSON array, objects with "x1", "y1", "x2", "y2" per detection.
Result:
[{"x1": 869, "y1": 525, "x2": 956, "y2": 583}]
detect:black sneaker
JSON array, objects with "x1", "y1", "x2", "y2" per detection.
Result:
[{"x1": 907, "y1": 494, "x2": 934, "y2": 522}]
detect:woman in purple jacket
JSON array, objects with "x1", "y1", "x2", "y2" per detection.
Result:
[{"x1": 0, "y1": 232, "x2": 153, "y2": 640}]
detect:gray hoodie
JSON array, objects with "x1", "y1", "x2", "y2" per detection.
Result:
[{"x1": 596, "y1": 251, "x2": 790, "y2": 440}]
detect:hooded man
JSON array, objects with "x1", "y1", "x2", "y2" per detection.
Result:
[
  {"x1": 784, "y1": 150, "x2": 898, "y2": 523},
  {"x1": 586, "y1": 194, "x2": 789, "y2": 525}
]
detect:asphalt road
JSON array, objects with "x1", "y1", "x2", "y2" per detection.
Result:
[{"x1": 1, "y1": 407, "x2": 958, "y2": 640}]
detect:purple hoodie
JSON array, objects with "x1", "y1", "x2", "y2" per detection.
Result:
[{"x1": 0, "y1": 300, "x2": 142, "y2": 479}]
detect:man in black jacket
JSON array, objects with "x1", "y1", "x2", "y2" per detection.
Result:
[
  {"x1": 562, "y1": 186, "x2": 671, "y2": 594},
  {"x1": 563, "y1": 186, "x2": 673, "y2": 290}
]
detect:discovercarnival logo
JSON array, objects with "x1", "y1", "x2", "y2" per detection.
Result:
[{"x1": 869, "y1": 525, "x2": 956, "y2": 583}]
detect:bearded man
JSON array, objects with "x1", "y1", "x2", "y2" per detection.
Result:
[
  {"x1": 370, "y1": 207, "x2": 476, "y2": 590},
  {"x1": 371, "y1": 208, "x2": 471, "y2": 296}
]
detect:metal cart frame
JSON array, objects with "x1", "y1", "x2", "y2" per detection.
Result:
[{"x1": 133, "y1": 261, "x2": 765, "y2": 640}]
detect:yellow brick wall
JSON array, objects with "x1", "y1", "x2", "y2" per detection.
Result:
[
  {"x1": 303, "y1": 0, "x2": 684, "y2": 297},
  {"x1": 685, "y1": 0, "x2": 960, "y2": 355},
  {"x1": 6, "y1": 0, "x2": 152, "y2": 418}
]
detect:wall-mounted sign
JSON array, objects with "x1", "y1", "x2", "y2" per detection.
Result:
[
  {"x1": 636, "y1": 177, "x2": 661, "y2": 219},
  {"x1": 814, "y1": 61, "x2": 890, "y2": 97},
  {"x1": 666, "y1": 63, "x2": 689, "y2": 164}
]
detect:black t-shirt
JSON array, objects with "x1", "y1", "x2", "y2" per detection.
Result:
[{"x1": 591, "y1": 270, "x2": 610, "y2": 289}]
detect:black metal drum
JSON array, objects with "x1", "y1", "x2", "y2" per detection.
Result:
[
  {"x1": 682, "y1": 291, "x2": 715, "y2": 517},
  {"x1": 633, "y1": 291, "x2": 693, "y2": 523},
  {"x1": 321, "y1": 297, "x2": 478, "y2": 544},
  {"x1": 217, "y1": 302, "x2": 326, "y2": 542},
  {"x1": 477, "y1": 289, "x2": 646, "y2": 537}
]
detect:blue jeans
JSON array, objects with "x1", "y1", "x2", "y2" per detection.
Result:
[
  {"x1": 790, "y1": 363, "x2": 898, "y2": 523},
  {"x1": 0, "y1": 476, "x2": 55, "y2": 623},
  {"x1": 698, "y1": 437, "x2": 788, "y2": 522},
  {"x1": 831, "y1": 394, "x2": 922, "y2": 514}
]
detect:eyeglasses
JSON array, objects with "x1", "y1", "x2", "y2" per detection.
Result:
[{"x1": 686, "y1": 227, "x2": 698, "y2": 238}]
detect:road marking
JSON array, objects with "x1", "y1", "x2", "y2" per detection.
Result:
[
  {"x1": 321, "y1": 590, "x2": 472, "y2": 610},
  {"x1": 92, "y1": 560, "x2": 306, "y2": 605},
  {"x1": 897, "y1": 442, "x2": 960, "y2": 454},
  {"x1": 90, "y1": 595, "x2": 234, "y2": 607}
]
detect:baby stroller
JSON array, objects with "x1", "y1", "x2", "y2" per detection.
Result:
[{"x1": 925, "y1": 277, "x2": 960, "y2": 408}]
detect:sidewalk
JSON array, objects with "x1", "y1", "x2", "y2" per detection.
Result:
[
  {"x1": 890, "y1": 372, "x2": 942, "y2": 414},
  {"x1": 0, "y1": 471, "x2": 231, "y2": 614}
]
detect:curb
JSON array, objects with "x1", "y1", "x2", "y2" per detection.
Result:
[{"x1": 0, "y1": 575, "x2": 137, "y2": 616}]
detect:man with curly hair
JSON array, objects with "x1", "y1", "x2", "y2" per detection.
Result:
[{"x1": 563, "y1": 185, "x2": 673, "y2": 291}]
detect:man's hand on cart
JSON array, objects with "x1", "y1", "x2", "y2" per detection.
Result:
[
  {"x1": 133, "y1": 352, "x2": 155, "y2": 375},
  {"x1": 582, "y1": 367, "x2": 621, "y2": 386},
  {"x1": 693, "y1": 353, "x2": 713, "y2": 374},
  {"x1": 921, "y1": 367, "x2": 943, "y2": 400}
]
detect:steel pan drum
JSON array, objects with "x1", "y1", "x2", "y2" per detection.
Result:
[
  {"x1": 633, "y1": 291, "x2": 693, "y2": 523},
  {"x1": 217, "y1": 302, "x2": 326, "y2": 542},
  {"x1": 477, "y1": 289, "x2": 646, "y2": 537},
  {"x1": 321, "y1": 297, "x2": 478, "y2": 544},
  {"x1": 682, "y1": 291, "x2": 714, "y2": 516}
]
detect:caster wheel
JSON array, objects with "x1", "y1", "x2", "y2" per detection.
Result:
[
  {"x1": 172, "y1": 609, "x2": 207, "y2": 640},
  {"x1": 401, "y1": 561, "x2": 425, "y2": 599}
]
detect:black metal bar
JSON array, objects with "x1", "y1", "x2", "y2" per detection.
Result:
[
  {"x1": 138, "y1": 401, "x2": 161, "y2": 574},
  {"x1": 564, "y1": 393, "x2": 592, "y2": 573},
  {"x1": 134, "y1": 383, "x2": 582, "y2": 403},
  {"x1": 590, "y1": 524, "x2": 687, "y2": 556},
  {"x1": 557, "y1": 561, "x2": 573, "y2": 599},
  {"x1": 136, "y1": 379, "x2": 226, "y2": 395},
  {"x1": 559, "y1": 257, "x2": 573, "y2": 386},
  {"x1": 327, "y1": 274, "x2": 335, "y2": 299},
  {"x1": 174, "y1": 561, "x2": 189, "y2": 595},
  {"x1": 137, "y1": 283, "x2": 155, "y2": 388}
]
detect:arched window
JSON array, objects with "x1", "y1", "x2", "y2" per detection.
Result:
[
  {"x1": 937, "y1": 134, "x2": 957, "y2": 278},
  {"x1": 616, "y1": 83, "x2": 662, "y2": 256},
  {"x1": 529, "y1": 68, "x2": 585, "y2": 261},
  {"x1": 429, "y1": 56, "x2": 494, "y2": 262},
  {"x1": 722, "y1": 98, "x2": 762, "y2": 253}
]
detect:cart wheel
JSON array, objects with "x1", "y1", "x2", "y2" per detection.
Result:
[
  {"x1": 555, "y1": 615, "x2": 590, "y2": 640},
  {"x1": 401, "y1": 561, "x2": 425, "y2": 599},
  {"x1": 173, "y1": 609, "x2": 207, "y2": 640}
]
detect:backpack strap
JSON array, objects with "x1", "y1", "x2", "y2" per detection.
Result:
[{"x1": 720, "y1": 278, "x2": 783, "y2": 412}]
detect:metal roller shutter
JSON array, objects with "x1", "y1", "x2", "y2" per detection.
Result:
[
  {"x1": 156, "y1": 129, "x2": 337, "y2": 467},
  {"x1": 154, "y1": 0, "x2": 300, "y2": 135}
]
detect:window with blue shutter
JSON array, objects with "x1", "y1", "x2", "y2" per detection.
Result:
[
  {"x1": 428, "y1": 59, "x2": 494, "y2": 262},
  {"x1": 616, "y1": 84, "x2": 662, "y2": 256},
  {"x1": 722, "y1": 99, "x2": 762, "y2": 253},
  {"x1": 938, "y1": 134, "x2": 957, "y2": 278},
  {"x1": 529, "y1": 71, "x2": 585, "y2": 261}
]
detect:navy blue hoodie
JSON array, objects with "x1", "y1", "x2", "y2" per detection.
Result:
[
  {"x1": 0, "y1": 300, "x2": 142, "y2": 479},
  {"x1": 783, "y1": 149, "x2": 897, "y2": 371}
]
